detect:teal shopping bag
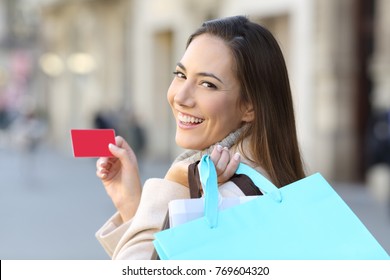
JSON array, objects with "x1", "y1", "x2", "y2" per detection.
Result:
[{"x1": 153, "y1": 155, "x2": 390, "y2": 260}]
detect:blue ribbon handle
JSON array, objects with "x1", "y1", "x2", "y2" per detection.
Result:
[
  {"x1": 199, "y1": 155, "x2": 219, "y2": 228},
  {"x1": 199, "y1": 155, "x2": 283, "y2": 229}
]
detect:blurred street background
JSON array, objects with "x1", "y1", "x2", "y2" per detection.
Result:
[{"x1": 0, "y1": 0, "x2": 390, "y2": 259}]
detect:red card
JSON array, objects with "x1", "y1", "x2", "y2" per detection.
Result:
[{"x1": 70, "y1": 129, "x2": 116, "y2": 157}]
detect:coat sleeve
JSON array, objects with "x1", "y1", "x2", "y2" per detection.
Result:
[{"x1": 95, "y1": 178, "x2": 190, "y2": 260}]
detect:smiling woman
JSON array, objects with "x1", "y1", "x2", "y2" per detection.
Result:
[{"x1": 94, "y1": 15, "x2": 305, "y2": 260}]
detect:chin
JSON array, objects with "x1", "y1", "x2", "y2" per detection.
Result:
[
  {"x1": 175, "y1": 137, "x2": 206, "y2": 150},
  {"x1": 176, "y1": 141, "x2": 197, "y2": 150}
]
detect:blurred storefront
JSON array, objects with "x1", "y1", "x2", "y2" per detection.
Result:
[{"x1": 1, "y1": 0, "x2": 389, "y2": 190}]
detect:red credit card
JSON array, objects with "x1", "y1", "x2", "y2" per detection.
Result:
[{"x1": 70, "y1": 129, "x2": 116, "y2": 157}]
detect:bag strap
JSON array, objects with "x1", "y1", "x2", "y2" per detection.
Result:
[
  {"x1": 235, "y1": 163, "x2": 282, "y2": 202},
  {"x1": 230, "y1": 174, "x2": 263, "y2": 196},
  {"x1": 188, "y1": 161, "x2": 203, "y2": 198},
  {"x1": 199, "y1": 156, "x2": 219, "y2": 228},
  {"x1": 188, "y1": 161, "x2": 263, "y2": 198}
]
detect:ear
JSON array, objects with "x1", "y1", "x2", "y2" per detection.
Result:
[{"x1": 241, "y1": 103, "x2": 255, "y2": 123}]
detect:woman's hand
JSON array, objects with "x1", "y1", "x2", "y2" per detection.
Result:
[
  {"x1": 210, "y1": 145, "x2": 241, "y2": 184},
  {"x1": 165, "y1": 145, "x2": 241, "y2": 187},
  {"x1": 96, "y1": 136, "x2": 142, "y2": 222}
]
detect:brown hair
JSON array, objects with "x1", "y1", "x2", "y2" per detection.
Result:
[{"x1": 187, "y1": 15, "x2": 305, "y2": 187}]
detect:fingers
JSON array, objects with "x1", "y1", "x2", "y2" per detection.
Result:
[
  {"x1": 96, "y1": 157, "x2": 114, "y2": 180},
  {"x1": 95, "y1": 136, "x2": 137, "y2": 180},
  {"x1": 210, "y1": 145, "x2": 223, "y2": 166},
  {"x1": 222, "y1": 152, "x2": 240, "y2": 182},
  {"x1": 210, "y1": 145, "x2": 229, "y2": 174},
  {"x1": 96, "y1": 157, "x2": 112, "y2": 169},
  {"x1": 96, "y1": 135, "x2": 127, "y2": 170},
  {"x1": 96, "y1": 168, "x2": 108, "y2": 180},
  {"x1": 210, "y1": 145, "x2": 241, "y2": 183}
]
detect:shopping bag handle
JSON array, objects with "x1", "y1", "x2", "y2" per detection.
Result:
[
  {"x1": 199, "y1": 154, "x2": 220, "y2": 228},
  {"x1": 199, "y1": 154, "x2": 282, "y2": 228},
  {"x1": 235, "y1": 163, "x2": 282, "y2": 203}
]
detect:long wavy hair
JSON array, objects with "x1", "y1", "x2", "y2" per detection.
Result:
[{"x1": 187, "y1": 15, "x2": 305, "y2": 187}]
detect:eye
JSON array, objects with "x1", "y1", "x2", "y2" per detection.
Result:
[
  {"x1": 173, "y1": 71, "x2": 186, "y2": 79},
  {"x1": 201, "y1": 81, "x2": 217, "y2": 89}
]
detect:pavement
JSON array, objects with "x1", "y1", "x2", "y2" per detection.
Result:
[{"x1": 1, "y1": 142, "x2": 389, "y2": 259}]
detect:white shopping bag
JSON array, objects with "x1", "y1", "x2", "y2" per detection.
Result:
[{"x1": 168, "y1": 195, "x2": 257, "y2": 228}]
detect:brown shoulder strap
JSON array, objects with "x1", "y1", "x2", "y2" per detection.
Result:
[
  {"x1": 188, "y1": 161, "x2": 202, "y2": 198},
  {"x1": 230, "y1": 174, "x2": 263, "y2": 196}
]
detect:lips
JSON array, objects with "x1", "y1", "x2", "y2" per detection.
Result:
[{"x1": 177, "y1": 112, "x2": 204, "y2": 126}]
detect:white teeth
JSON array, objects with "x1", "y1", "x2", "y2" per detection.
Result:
[{"x1": 178, "y1": 112, "x2": 203, "y2": 124}]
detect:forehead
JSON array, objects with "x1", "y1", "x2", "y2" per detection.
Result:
[{"x1": 181, "y1": 34, "x2": 236, "y2": 78}]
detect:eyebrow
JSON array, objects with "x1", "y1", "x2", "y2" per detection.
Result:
[{"x1": 177, "y1": 62, "x2": 224, "y2": 84}]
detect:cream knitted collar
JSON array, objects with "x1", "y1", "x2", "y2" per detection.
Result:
[{"x1": 173, "y1": 126, "x2": 245, "y2": 164}]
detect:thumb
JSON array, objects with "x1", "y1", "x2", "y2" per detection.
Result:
[{"x1": 108, "y1": 136, "x2": 138, "y2": 168}]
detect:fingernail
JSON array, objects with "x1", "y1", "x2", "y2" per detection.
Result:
[
  {"x1": 216, "y1": 145, "x2": 223, "y2": 152},
  {"x1": 223, "y1": 146, "x2": 229, "y2": 151},
  {"x1": 233, "y1": 153, "x2": 240, "y2": 161}
]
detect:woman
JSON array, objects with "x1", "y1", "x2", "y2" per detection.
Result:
[{"x1": 95, "y1": 15, "x2": 305, "y2": 259}]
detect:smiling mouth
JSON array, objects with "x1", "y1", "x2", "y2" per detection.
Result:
[{"x1": 177, "y1": 112, "x2": 204, "y2": 125}]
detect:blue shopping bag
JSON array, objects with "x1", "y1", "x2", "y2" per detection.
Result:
[{"x1": 153, "y1": 155, "x2": 390, "y2": 260}]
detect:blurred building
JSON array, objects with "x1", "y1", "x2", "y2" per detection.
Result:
[{"x1": 1, "y1": 0, "x2": 389, "y2": 188}]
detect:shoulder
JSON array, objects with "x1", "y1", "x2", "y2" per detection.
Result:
[{"x1": 142, "y1": 178, "x2": 190, "y2": 200}]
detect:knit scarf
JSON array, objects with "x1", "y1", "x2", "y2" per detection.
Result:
[{"x1": 173, "y1": 126, "x2": 245, "y2": 164}]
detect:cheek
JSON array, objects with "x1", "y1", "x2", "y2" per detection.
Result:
[
  {"x1": 204, "y1": 103, "x2": 222, "y2": 120},
  {"x1": 205, "y1": 97, "x2": 237, "y2": 120}
]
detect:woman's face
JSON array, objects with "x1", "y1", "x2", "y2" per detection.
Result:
[{"x1": 167, "y1": 34, "x2": 253, "y2": 150}]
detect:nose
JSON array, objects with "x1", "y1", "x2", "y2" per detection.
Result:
[{"x1": 173, "y1": 80, "x2": 195, "y2": 108}]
